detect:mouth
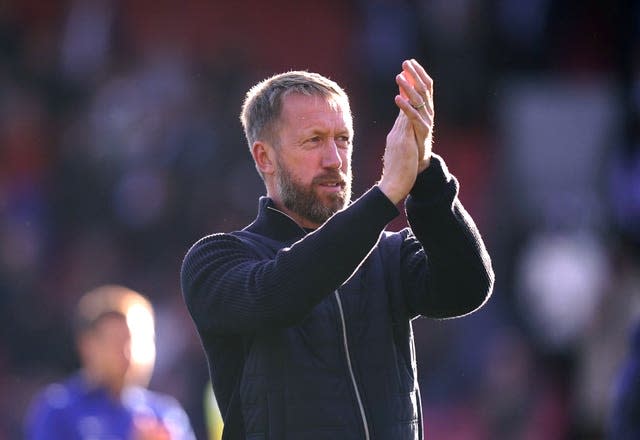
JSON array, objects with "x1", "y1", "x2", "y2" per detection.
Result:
[
  {"x1": 316, "y1": 180, "x2": 345, "y2": 193},
  {"x1": 318, "y1": 181, "x2": 343, "y2": 188},
  {"x1": 314, "y1": 173, "x2": 346, "y2": 188}
]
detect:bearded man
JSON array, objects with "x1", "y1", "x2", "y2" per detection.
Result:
[{"x1": 180, "y1": 59, "x2": 494, "y2": 440}]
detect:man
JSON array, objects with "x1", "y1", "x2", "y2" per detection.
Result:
[
  {"x1": 181, "y1": 59, "x2": 494, "y2": 439},
  {"x1": 25, "y1": 285, "x2": 195, "y2": 440}
]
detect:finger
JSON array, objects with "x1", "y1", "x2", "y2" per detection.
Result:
[
  {"x1": 396, "y1": 94, "x2": 433, "y2": 134},
  {"x1": 395, "y1": 74, "x2": 414, "y2": 102},
  {"x1": 403, "y1": 61, "x2": 435, "y2": 119},
  {"x1": 396, "y1": 74, "x2": 409, "y2": 101},
  {"x1": 395, "y1": 94, "x2": 432, "y2": 142},
  {"x1": 405, "y1": 60, "x2": 435, "y2": 119},
  {"x1": 395, "y1": 74, "x2": 428, "y2": 115},
  {"x1": 402, "y1": 60, "x2": 426, "y2": 97},
  {"x1": 396, "y1": 96, "x2": 433, "y2": 136},
  {"x1": 395, "y1": 71, "x2": 422, "y2": 106},
  {"x1": 400, "y1": 67, "x2": 434, "y2": 121},
  {"x1": 394, "y1": 96, "x2": 428, "y2": 161},
  {"x1": 409, "y1": 59, "x2": 433, "y2": 97},
  {"x1": 394, "y1": 94, "x2": 422, "y2": 121},
  {"x1": 402, "y1": 60, "x2": 432, "y2": 112}
]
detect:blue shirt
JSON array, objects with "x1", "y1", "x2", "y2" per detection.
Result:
[{"x1": 25, "y1": 373, "x2": 195, "y2": 440}]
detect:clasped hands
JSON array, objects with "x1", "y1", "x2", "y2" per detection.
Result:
[{"x1": 378, "y1": 59, "x2": 435, "y2": 205}]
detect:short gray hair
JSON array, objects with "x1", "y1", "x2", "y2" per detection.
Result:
[{"x1": 240, "y1": 71, "x2": 351, "y2": 149}]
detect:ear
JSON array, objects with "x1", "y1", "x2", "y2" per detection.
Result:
[{"x1": 251, "y1": 141, "x2": 276, "y2": 176}]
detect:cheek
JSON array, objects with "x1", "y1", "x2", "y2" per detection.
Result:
[
  {"x1": 341, "y1": 151, "x2": 351, "y2": 171},
  {"x1": 105, "y1": 344, "x2": 129, "y2": 366},
  {"x1": 288, "y1": 156, "x2": 319, "y2": 181}
]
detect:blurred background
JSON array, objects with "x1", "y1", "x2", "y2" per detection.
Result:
[{"x1": 1, "y1": 0, "x2": 639, "y2": 438}]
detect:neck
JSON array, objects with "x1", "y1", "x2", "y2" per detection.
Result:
[
  {"x1": 82, "y1": 369, "x2": 125, "y2": 398},
  {"x1": 268, "y1": 200, "x2": 320, "y2": 230}
]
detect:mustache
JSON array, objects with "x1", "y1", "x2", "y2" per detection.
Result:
[{"x1": 312, "y1": 171, "x2": 349, "y2": 186}]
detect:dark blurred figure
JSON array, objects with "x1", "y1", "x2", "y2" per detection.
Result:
[
  {"x1": 24, "y1": 285, "x2": 195, "y2": 440},
  {"x1": 609, "y1": 319, "x2": 640, "y2": 439}
]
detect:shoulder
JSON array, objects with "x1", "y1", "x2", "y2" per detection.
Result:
[
  {"x1": 123, "y1": 388, "x2": 193, "y2": 434},
  {"x1": 185, "y1": 232, "x2": 243, "y2": 253},
  {"x1": 181, "y1": 231, "x2": 273, "y2": 271},
  {"x1": 29, "y1": 383, "x2": 70, "y2": 413},
  {"x1": 25, "y1": 378, "x2": 81, "y2": 435},
  {"x1": 181, "y1": 233, "x2": 253, "y2": 269},
  {"x1": 30, "y1": 375, "x2": 85, "y2": 412},
  {"x1": 184, "y1": 232, "x2": 263, "y2": 257}
]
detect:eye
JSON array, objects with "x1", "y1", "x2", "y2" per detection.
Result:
[
  {"x1": 336, "y1": 135, "x2": 351, "y2": 148},
  {"x1": 303, "y1": 136, "x2": 322, "y2": 147}
]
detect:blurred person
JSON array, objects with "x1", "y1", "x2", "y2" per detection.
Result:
[
  {"x1": 181, "y1": 59, "x2": 494, "y2": 439},
  {"x1": 25, "y1": 285, "x2": 195, "y2": 440},
  {"x1": 609, "y1": 318, "x2": 640, "y2": 439}
]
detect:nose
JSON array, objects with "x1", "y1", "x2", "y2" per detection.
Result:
[{"x1": 322, "y1": 140, "x2": 343, "y2": 169}]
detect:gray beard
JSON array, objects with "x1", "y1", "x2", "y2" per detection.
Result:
[{"x1": 276, "y1": 161, "x2": 352, "y2": 226}]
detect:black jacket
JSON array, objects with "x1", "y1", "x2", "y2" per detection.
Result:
[{"x1": 181, "y1": 155, "x2": 494, "y2": 439}]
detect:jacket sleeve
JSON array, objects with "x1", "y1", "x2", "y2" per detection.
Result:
[
  {"x1": 180, "y1": 187, "x2": 399, "y2": 334},
  {"x1": 400, "y1": 153, "x2": 494, "y2": 319}
]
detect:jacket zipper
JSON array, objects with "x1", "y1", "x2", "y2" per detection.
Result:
[
  {"x1": 267, "y1": 206, "x2": 371, "y2": 438},
  {"x1": 334, "y1": 291, "x2": 370, "y2": 440}
]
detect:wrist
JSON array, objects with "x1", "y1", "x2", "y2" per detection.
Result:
[
  {"x1": 377, "y1": 180, "x2": 406, "y2": 205},
  {"x1": 417, "y1": 156, "x2": 431, "y2": 173}
]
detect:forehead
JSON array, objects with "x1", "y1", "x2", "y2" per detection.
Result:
[
  {"x1": 279, "y1": 93, "x2": 352, "y2": 129},
  {"x1": 90, "y1": 313, "x2": 130, "y2": 336}
]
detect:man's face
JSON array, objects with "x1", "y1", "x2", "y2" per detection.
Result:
[
  {"x1": 81, "y1": 314, "x2": 132, "y2": 386},
  {"x1": 271, "y1": 93, "x2": 353, "y2": 228}
]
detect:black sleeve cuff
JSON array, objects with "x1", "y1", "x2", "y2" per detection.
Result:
[
  {"x1": 362, "y1": 185, "x2": 401, "y2": 220},
  {"x1": 406, "y1": 153, "x2": 459, "y2": 209}
]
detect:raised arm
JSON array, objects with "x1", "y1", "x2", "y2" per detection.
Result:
[
  {"x1": 375, "y1": 59, "x2": 493, "y2": 318},
  {"x1": 400, "y1": 155, "x2": 494, "y2": 319},
  {"x1": 180, "y1": 188, "x2": 399, "y2": 335}
]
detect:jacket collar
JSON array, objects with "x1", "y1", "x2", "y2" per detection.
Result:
[{"x1": 244, "y1": 196, "x2": 310, "y2": 243}]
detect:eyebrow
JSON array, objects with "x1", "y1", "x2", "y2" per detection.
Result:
[{"x1": 303, "y1": 125, "x2": 352, "y2": 135}]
